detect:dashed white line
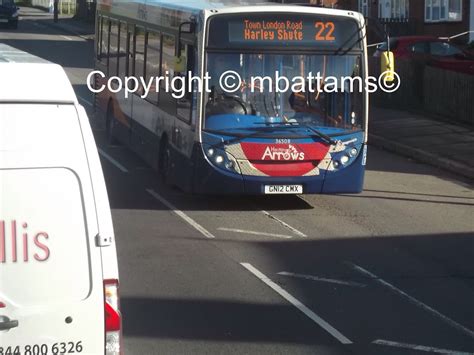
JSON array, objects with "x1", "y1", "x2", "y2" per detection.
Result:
[
  {"x1": 349, "y1": 262, "x2": 474, "y2": 340},
  {"x1": 372, "y1": 339, "x2": 473, "y2": 355},
  {"x1": 240, "y1": 262, "x2": 352, "y2": 345},
  {"x1": 217, "y1": 227, "x2": 293, "y2": 239},
  {"x1": 146, "y1": 189, "x2": 215, "y2": 239},
  {"x1": 98, "y1": 148, "x2": 128, "y2": 173},
  {"x1": 277, "y1": 271, "x2": 366, "y2": 288},
  {"x1": 261, "y1": 210, "x2": 307, "y2": 237}
]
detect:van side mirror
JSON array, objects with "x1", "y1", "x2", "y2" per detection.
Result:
[{"x1": 381, "y1": 51, "x2": 395, "y2": 82}]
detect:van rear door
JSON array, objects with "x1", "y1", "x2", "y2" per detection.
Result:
[{"x1": 0, "y1": 104, "x2": 105, "y2": 354}]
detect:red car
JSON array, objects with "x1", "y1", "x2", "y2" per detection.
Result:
[{"x1": 374, "y1": 36, "x2": 474, "y2": 75}]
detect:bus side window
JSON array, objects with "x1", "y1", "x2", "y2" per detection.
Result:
[
  {"x1": 128, "y1": 25, "x2": 135, "y2": 77},
  {"x1": 160, "y1": 34, "x2": 177, "y2": 116},
  {"x1": 134, "y1": 27, "x2": 146, "y2": 95},
  {"x1": 109, "y1": 20, "x2": 119, "y2": 76},
  {"x1": 118, "y1": 21, "x2": 128, "y2": 79},
  {"x1": 176, "y1": 43, "x2": 195, "y2": 124},
  {"x1": 100, "y1": 18, "x2": 110, "y2": 68},
  {"x1": 96, "y1": 15, "x2": 102, "y2": 60},
  {"x1": 145, "y1": 31, "x2": 161, "y2": 104}
]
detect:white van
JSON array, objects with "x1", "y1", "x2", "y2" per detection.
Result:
[{"x1": 0, "y1": 45, "x2": 121, "y2": 354}]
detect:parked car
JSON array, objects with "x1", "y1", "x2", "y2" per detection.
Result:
[
  {"x1": 374, "y1": 36, "x2": 474, "y2": 75},
  {"x1": 0, "y1": 0, "x2": 18, "y2": 29}
]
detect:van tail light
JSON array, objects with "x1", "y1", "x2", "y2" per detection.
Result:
[{"x1": 104, "y1": 279, "x2": 122, "y2": 355}]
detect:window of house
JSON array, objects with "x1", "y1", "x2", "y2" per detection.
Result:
[
  {"x1": 378, "y1": 0, "x2": 409, "y2": 19},
  {"x1": 425, "y1": 0, "x2": 462, "y2": 22},
  {"x1": 358, "y1": 0, "x2": 369, "y2": 17}
]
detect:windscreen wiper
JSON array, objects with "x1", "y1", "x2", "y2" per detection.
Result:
[
  {"x1": 204, "y1": 127, "x2": 289, "y2": 148},
  {"x1": 252, "y1": 122, "x2": 337, "y2": 145}
]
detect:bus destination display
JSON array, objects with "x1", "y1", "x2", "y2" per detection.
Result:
[
  {"x1": 208, "y1": 14, "x2": 361, "y2": 49},
  {"x1": 237, "y1": 19, "x2": 334, "y2": 42}
]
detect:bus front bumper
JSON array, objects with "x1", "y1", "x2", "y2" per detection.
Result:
[{"x1": 193, "y1": 150, "x2": 365, "y2": 195}]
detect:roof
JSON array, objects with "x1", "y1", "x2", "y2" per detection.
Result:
[{"x1": 0, "y1": 45, "x2": 77, "y2": 104}]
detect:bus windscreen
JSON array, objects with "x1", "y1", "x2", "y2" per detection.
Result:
[{"x1": 207, "y1": 13, "x2": 362, "y2": 50}]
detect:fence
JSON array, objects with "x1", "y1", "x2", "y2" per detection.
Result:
[{"x1": 368, "y1": 57, "x2": 474, "y2": 126}]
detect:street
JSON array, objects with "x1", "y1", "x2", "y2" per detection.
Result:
[{"x1": 1, "y1": 11, "x2": 474, "y2": 354}]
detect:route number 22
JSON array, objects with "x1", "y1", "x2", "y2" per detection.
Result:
[{"x1": 314, "y1": 22, "x2": 335, "y2": 41}]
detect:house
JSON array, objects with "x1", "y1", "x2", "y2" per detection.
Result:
[
  {"x1": 340, "y1": 0, "x2": 473, "y2": 43},
  {"x1": 276, "y1": 0, "x2": 472, "y2": 42}
]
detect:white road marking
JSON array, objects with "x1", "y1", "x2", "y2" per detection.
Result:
[
  {"x1": 217, "y1": 227, "x2": 293, "y2": 239},
  {"x1": 98, "y1": 148, "x2": 128, "y2": 173},
  {"x1": 78, "y1": 95, "x2": 93, "y2": 107},
  {"x1": 261, "y1": 210, "x2": 307, "y2": 237},
  {"x1": 60, "y1": 35, "x2": 73, "y2": 41},
  {"x1": 277, "y1": 271, "x2": 366, "y2": 288},
  {"x1": 372, "y1": 339, "x2": 473, "y2": 355},
  {"x1": 146, "y1": 189, "x2": 215, "y2": 239},
  {"x1": 240, "y1": 262, "x2": 352, "y2": 345},
  {"x1": 349, "y1": 262, "x2": 474, "y2": 340}
]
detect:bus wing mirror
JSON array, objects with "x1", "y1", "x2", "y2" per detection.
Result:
[
  {"x1": 381, "y1": 51, "x2": 395, "y2": 82},
  {"x1": 177, "y1": 20, "x2": 196, "y2": 58}
]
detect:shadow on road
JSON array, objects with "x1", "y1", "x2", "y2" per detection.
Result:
[{"x1": 119, "y1": 232, "x2": 474, "y2": 353}]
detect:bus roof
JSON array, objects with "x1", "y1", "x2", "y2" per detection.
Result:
[{"x1": 0, "y1": 45, "x2": 77, "y2": 104}]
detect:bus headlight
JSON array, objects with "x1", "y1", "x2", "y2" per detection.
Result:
[
  {"x1": 331, "y1": 144, "x2": 362, "y2": 170},
  {"x1": 204, "y1": 145, "x2": 241, "y2": 174},
  {"x1": 340, "y1": 155, "x2": 350, "y2": 165}
]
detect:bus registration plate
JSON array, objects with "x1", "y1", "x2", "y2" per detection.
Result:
[{"x1": 264, "y1": 185, "x2": 303, "y2": 194}]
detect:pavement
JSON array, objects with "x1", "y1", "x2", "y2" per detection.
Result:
[
  {"x1": 370, "y1": 107, "x2": 474, "y2": 180},
  {"x1": 19, "y1": 7, "x2": 474, "y2": 181},
  {"x1": 2, "y1": 9, "x2": 474, "y2": 355}
]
